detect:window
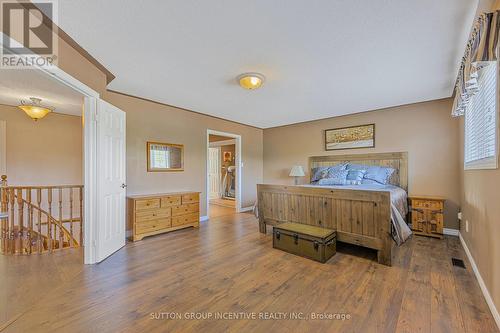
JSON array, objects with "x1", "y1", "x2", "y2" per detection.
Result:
[{"x1": 464, "y1": 63, "x2": 499, "y2": 170}]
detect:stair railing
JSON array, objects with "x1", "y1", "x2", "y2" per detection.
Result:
[{"x1": 0, "y1": 175, "x2": 83, "y2": 255}]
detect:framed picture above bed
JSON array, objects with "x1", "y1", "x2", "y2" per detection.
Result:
[{"x1": 325, "y1": 124, "x2": 375, "y2": 151}]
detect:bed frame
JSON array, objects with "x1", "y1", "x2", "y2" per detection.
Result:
[{"x1": 257, "y1": 152, "x2": 408, "y2": 266}]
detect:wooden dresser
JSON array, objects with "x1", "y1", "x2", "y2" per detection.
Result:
[
  {"x1": 409, "y1": 195, "x2": 445, "y2": 239},
  {"x1": 128, "y1": 192, "x2": 200, "y2": 241}
]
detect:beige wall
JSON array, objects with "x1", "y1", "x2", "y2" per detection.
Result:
[
  {"x1": 102, "y1": 91, "x2": 263, "y2": 217},
  {"x1": 457, "y1": 0, "x2": 500, "y2": 319},
  {"x1": 263, "y1": 98, "x2": 461, "y2": 229},
  {"x1": 458, "y1": 117, "x2": 500, "y2": 317},
  {"x1": 0, "y1": 104, "x2": 82, "y2": 186}
]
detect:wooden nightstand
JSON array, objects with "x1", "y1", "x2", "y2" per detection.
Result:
[{"x1": 408, "y1": 195, "x2": 445, "y2": 239}]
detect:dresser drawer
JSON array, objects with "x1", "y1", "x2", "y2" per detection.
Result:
[
  {"x1": 172, "y1": 203, "x2": 199, "y2": 216},
  {"x1": 412, "y1": 199, "x2": 443, "y2": 210},
  {"x1": 136, "y1": 208, "x2": 171, "y2": 223},
  {"x1": 161, "y1": 196, "x2": 181, "y2": 207},
  {"x1": 135, "y1": 198, "x2": 160, "y2": 211},
  {"x1": 172, "y1": 213, "x2": 199, "y2": 227},
  {"x1": 136, "y1": 218, "x2": 171, "y2": 234},
  {"x1": 181, "y1": 193, "x2": 199, "y2": 204}
]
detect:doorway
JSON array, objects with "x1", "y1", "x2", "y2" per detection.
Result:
[{"x1": 206, "y1": 130, "x2": 241, "y2": 219}]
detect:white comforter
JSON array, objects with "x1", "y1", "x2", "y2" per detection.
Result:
[{"x1": 299, "y1": 184, "x2": 412, "y2": 245}]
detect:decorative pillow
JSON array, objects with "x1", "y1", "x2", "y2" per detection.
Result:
[
  {"x1": 364, "y1": 166, "x2": 395, "y2": 185},
  {"x1": 311, "y1": 164, "x2": 347, "y2": 182},
  {"x1": 317, "y1": 169, "x2": 349, "y2": 185},
  {"x1": 347, "y1": 164, "x2": 395, "y2": 185},
  {"x1": 346, "y1": 169, "x2": 366, "y2": 185},
  {"x1": 325, "y1": 163, "x2": 347, "y2": 178},
  {"x1": 310, "y1": 167, "x2": 330, "y2": 182},
  {"x1": 346, "y1": 163, "x2": 367, "y2": 171}
]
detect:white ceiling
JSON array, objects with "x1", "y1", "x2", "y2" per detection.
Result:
[
  {"x1": 56, "y1": 0, "x2": 477, "y2": 128},
  {"x1": 0, "y1": 69, "x2": 83, "y2": 116}
]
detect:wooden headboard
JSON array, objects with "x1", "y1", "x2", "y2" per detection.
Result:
[{"x1": 308, "y1": 152, "x2": 408, "y2": 191}]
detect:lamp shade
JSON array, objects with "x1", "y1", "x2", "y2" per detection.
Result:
[{"x1": 289, "y1": 165, "x2": 305, "y2": 177}]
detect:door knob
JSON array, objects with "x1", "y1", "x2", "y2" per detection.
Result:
[{"x1": 121, "y1": 183, "x2": 127, "y2": 188}]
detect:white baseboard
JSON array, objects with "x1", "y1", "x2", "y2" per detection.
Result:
[
  {"x1": 459, "y1": 232, "x2": 500, "y2": 330},
  {"x1": 238, "y1": 206, "x2": 254, "y2": 213},
  {"x1": 200, "y1": 215, "x2": 209, "y2": 222},
  {"x1": 443, "y1": 228, "x2": 459, "y2": 236}
]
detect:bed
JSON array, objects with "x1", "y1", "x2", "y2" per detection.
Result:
[{"x1": 257, "y1": 152, "x2": 410, "y2": 266}]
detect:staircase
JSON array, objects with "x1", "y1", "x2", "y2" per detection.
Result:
[{"x1": 0, "y1": 175, "x2": 83, "y2": 255}]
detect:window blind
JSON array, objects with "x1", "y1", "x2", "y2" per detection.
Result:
[{"x1": 464, "y1": 63, "x2": 498, "y2": 169}]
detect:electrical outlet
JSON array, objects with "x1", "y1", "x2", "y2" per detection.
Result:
[
  {"x1": 457, "y1": 212, "x2": 462, "y2": 220},
  {"x1": 465, "y1": 220, "x2": 469, "y2": 232}
]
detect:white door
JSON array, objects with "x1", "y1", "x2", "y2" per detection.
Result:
[
  {"x1": 96, "y1": 100, "x2": 126, "y2": 262},
  {"x1": 208, "y1": 147, "x2": 221, "y2": 199}
]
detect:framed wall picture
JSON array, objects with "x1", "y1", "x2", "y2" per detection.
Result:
[
  {"x1": 325, "y1": 124, "x2": 375, "y2": 151},
  {"x1": 223, "y1": 151, "x2": 232, "y2": 162}
]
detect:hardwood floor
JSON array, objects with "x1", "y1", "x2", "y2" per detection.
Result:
[
  {"x1": 0, "y1": 212, "x2": 498, "y2": 333},
  {"x1": 209, "y1": 204, "x2": 235, "y2": 218},
  {"x1": 209, "y1": 198, "x2": 236, "y2": 208}
]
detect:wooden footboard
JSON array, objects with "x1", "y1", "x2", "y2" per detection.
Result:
[{"x1": 257, "y1": 184, "x2": 393, "y2": 266}]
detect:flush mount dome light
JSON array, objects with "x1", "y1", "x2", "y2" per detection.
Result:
[
  {"x1": 237, "y1": 73, "x2": 265, "y2": 90},
  {"x1": 18, "y1": 97, "x2": 53, "y2": 121}
]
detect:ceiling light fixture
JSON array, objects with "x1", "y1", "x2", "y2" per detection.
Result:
[
  {"x1": 237, "y1": 73, "x2": 265, "y2": 90},
  {"x1": 18, "y1": 97, "x2": 53, "y2": 121}
]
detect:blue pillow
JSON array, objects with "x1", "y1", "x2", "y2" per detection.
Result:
[
  {"x1": 325, "y1": 163, "x2": 347, "y2": 178},
  {"x1": 347, "y1": 164, "x2": 395, "y2": 185},
  {"x1": 364, "y1": 166, "x2": 395, "y2": 185},
  {"x1": 345, "y1": 169, "x2": 366, "y2": 185},
  {"x1": 318, "y1": 169, "x2": 348, "y2": 185},
  {"x1": 346, "y1": 163, "x2": 367, "y2": 171},
  {"x1": 310, "y1": 167, "x2": 329, "y2": 182},
  {"x1": 311, "y1": 164, "x2": 347, "y2": 182}
]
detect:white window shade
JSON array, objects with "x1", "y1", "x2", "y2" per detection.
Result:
[{"x1": 464, "y1": 63, "x2": 498, "y2": 170}]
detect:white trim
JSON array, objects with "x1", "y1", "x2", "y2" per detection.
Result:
[
  {"x1": 443, "y1": 228, "x2": 459, "y2": 236},
  {"x1": 0, "y1": 120, "x2": 6, "y2": 176},
  {"x1": 200, "y1": 215, "x2": 209, "y2": 222},
  {"x1": 209, "y1": 139, "x2": 236, "y2": 147},
  {"x1": 206, "y1": 130, "x2": 242, "y2": 215},
  {"x1": 0, "y1": 33, "x2": 99, "y2": 98},
  {"x1": 459, "y1": 233, "x2": 500, "y2": 330},
  {"x1": 239, "y1": 206, "x2": 254, "y2": 213},
  {"x1": 83, "y1": 97, "x2": 98, "y2": 264}
]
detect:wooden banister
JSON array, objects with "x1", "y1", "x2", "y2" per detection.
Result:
[{"x1": 0, "y1": 176, "x2": 83, "y2": 255}]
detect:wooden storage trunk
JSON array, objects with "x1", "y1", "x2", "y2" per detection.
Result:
[{"x1": 273, "y1": 222, "x2": 336, "y2": 263}]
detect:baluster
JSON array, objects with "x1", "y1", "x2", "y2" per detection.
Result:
[
  {"x1": 26, "y1": 188, "x2": 33, "y2": 254},
  {"x1": 16, "y1": 188, "x2": 24, "y2": 254},
  {"x1": 9, "y1": 188, "x2": 15, "y2": 254},
  {"x1": 47, "y1": 188, "x2": 53, "y2": 252},
  {"x1": 37, "y1": 188, "x2": 42, "y2": 253},
  {"x1": 79, "y1": 186, "x2": 83, "y2": 247},
  {"x1": 69, "y1": 188, "x2": 74, "y2": 247},
  {"x1": 0, "y1": 175, "x2": 7, "y2": 254},
  {"x1": 58, "y1": 188, "x2": 63, "y2": 250}
]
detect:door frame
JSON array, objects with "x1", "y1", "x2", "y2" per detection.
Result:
[
  {"x1": 206, "y1": 129, "x2": 242, "y2": 216},
  {"x1": 1, "y1": 32, "x2": 102, "y2": 264},
  {"x1": 41, "y1": 69, "x2": 100, "y2": 264}
]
